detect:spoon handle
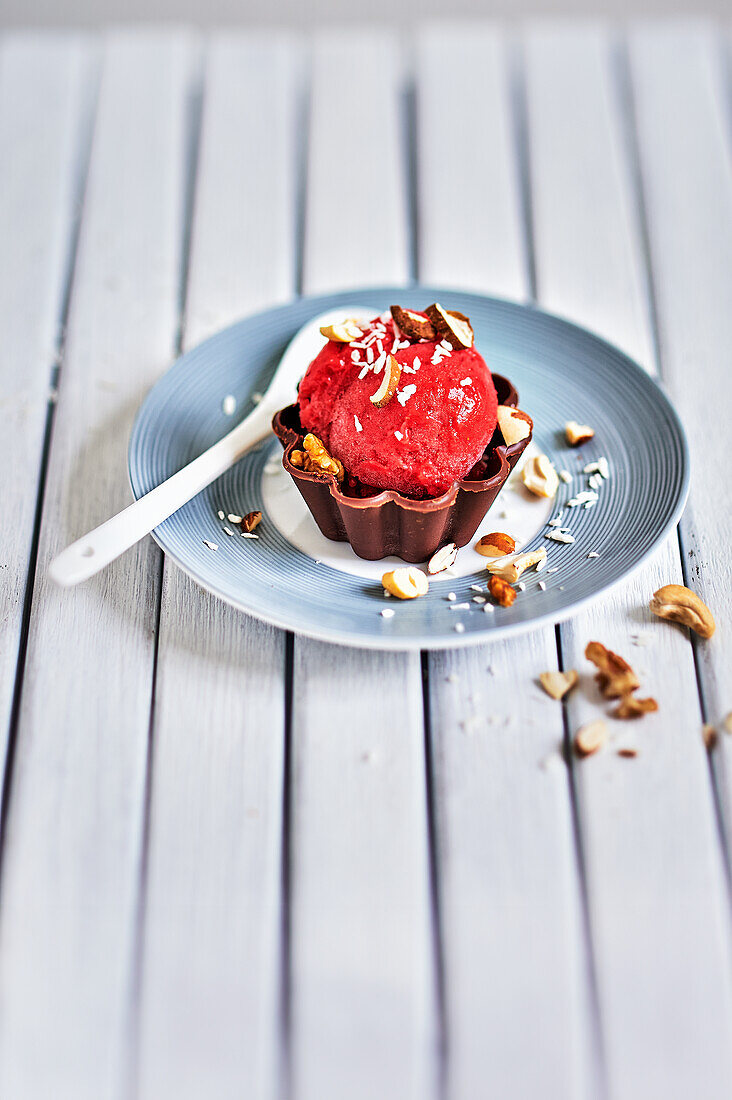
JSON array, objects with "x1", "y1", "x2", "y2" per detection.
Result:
[{"x1": 49, "y1": 402, "x2": 275, "y2": 586}]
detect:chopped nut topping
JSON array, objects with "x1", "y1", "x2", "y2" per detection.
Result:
[
  {"x1": 585, "y1": 641, "x2": 640, "y2": 699},
  {"x1": 428, "y1": 543, "x2": 458, "y2": 575},
  {"x1": 540, "y1": 669, "x2": 579, "y2": 700},
  {"x1": 382, "y1": 566, "x2": 429, "y2": 599},
  {"x1": 614, "y1": 695, "x2": 659, "y2": 719},
  {"x1": 320, "y1": 319, "x2": 364, "y2": 343},
  {"x1": 239, "y1": 511, "x2": 262, "y2": 533},
  {"x1": 617, "y1": 747, "x2": 638, "y2": 758},
  {"x1": 487, "y1": 547, "x2": 547, "y2": 583},
  {"x1": 522, "y1": 454, "x2": 559, "y2": 499},
  {"x1": 425, "y1": 303, "x2": 474, "y2": 348},
  {"x1": 475, "y1": 532, "x2": 516, "y2": 558},
  {"x1": 290, "y1": 434, "x2": 345, "y2": 482},
  {"x1": 370, "y1": 354, "x2": 401, "y2": 408},
  {"x1": 390, "y1": 305, "x2": 435, "y2": 341},
  {"x1": 649, "y1": 584, "x2": 715, "y2": 639},
  {"x1": 496, "y1": 406, "x2": 533, "y2": 446},
  {"x1": 488, "y1": 575, "x2": 517, "y2": 607},
  {"x1": 574, "y1": 719, "x2": 607, "y2": 757},
  {"x1": 565, "y1": 420, "x2": 595, "y2": 446}
]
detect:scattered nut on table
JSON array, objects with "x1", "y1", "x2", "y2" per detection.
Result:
[
  {"x1": 585, "y1": 641, "x2": 640, "y2": 699},
  {"x1": 239, "y1": 510, "x2": 262, "y2": 533},
  {"x1": 574, "y1": 719, "x2": 607, "y2": 757},
  {"x1": 649, "y1": 584, "x2": 715, "y2": 638},
  {"x1": 540, "y1": 670, "x2": 579, "y2": 700},
  {"x1": 614, "y1": 695, "x2": 659, "y2": 719}
]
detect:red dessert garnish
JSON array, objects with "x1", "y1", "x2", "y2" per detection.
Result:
[{"x1": 297, "y1": 312, "x2": 498, "y2": 498}]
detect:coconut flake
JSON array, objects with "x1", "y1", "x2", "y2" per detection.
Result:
[
  {"x1": 354, "y1": 415, "x2": 363, "y2": 432},
  {"x1": 459, "y1": 377, "x2": 472, "y2": 386},
  {"x1": 222, "y1": 394, "x2": 236, "y2": 416},
  {"x1": 394, "y1": 430, "x2": 403, "y2": 441},
  {"x1": 397, "y1": 384, "x2": 417, "y2": 406}
]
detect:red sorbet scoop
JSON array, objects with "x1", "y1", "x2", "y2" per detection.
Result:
[{"x1": 297, "y1": 313, "x2": 498, "y2": 498}]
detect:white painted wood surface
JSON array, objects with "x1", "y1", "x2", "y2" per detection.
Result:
[
  {"x1": 0, "y1": 33, "x2": 94, "y2": 793},
  {"x1": 416, "y1": 25, "x2": 592, "y2": 1100},
  {"x1": 0, "y1": 20, "x2": 731, "y2": 1100},
  {"x1": 290, "y1": 30, "x2": 436, "y2": 1100},
  {"x1": 134, "y1": 34, "x2": 298, "y2": 1100},
  {"x1": 628, "y1": 24, "x2": 732, "y2": 839},
  {"x1": 524, "y1": 23, "x2": 732, "y2": 1099},
  {"x1": 0, "y1": 31, "x2": 195, "y2": 1100}
]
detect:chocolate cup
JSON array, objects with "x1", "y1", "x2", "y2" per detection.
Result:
[{"x1": 271, "y1": 374, "x2": 531, "y2": 563}]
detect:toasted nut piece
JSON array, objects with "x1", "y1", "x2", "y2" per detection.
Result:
[
  {"x1": 703, "y1": 724, "x2": 718, "y2": 749},
  {"x1": 425, "y1": 303, "x2": 474, "y2": 348},
  {"x1": 617, "y1": 747, "x2": 639, "y2": 758},
  {"x1": 540, "y1": 669, "x2": 579, "y2": 700},
  {"x1": 565, "y1": 420, "x2": 595, "y2": 446},
  {"x1": 585, "y1": 641, "x2": 640, "y2": 699},
  {"x1": 614, "y1": 695, "x2": 659, "y2": 719},
  {"x1": 487, "y1": 547, "x2": 547, "y2": 583},
  {"x1": 475, "y1": 532, "x2": 516, "y2": 558},
  {"x1": 240, "y1": 511, "x2": 262, "y2": 533},
  {"x1": 521, "y1": 454, "x2": 559, "y2": 499},
  {"x1": 497, "y1": 406, "x2": 533, "y2": 446},
  {"x1": 649, "y1": 584, "x2": 715, "y2": 639},
  {"x1": 370, "y1": 353, "x2": 401, "y2": 408},
  {"x1": 320, "y1": 319, "x2": 363, "y2": 342},
  {"x1": 575, "y1": 719, "x2": 607, "y2": 757},
  {"x1": 382, "y1": 566, "x2": 429, "y2": 599},
  {"x1": 390, "y1": 305, "x2": 435, "y2": 341},
  {"x1": 488, "y1": 575, "x2": 517, "y2": 607},
  {"x1": 427, "y1": 543, "x2": 458, "y2": 575},
  {"x1": 293, "y1": 434, "x2": 345, "y2": 482}
]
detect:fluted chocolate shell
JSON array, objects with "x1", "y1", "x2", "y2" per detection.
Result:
[{"x1": 272, "y1": 374, "x2": 531, "y2": 563}]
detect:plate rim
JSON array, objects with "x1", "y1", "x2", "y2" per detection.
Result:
[{"x1": 129, "y1": 285, "x2": 690, "y2": 650}]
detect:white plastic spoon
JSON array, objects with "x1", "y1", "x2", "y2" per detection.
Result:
[{"x1": 49, "y1": 305, "x2": 373, "y2": 586}]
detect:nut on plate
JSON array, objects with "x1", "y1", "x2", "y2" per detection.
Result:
[
  {"x1": 382, "y1": 566, "x2": 429, "y2": 599},
  {"x1": 428, "y1": 543, "x2": 458, "y2": 575},
  {"x1": 370, "y1": 354, "x2": 402, "y2": 408},
  {"x1": 649, "y1": 584, "x2": 715, "y2": 639},
  {"x1": 474, "y1": 531, "x2": 516, "y2": 558},
  {"x1": 239, "y1": 510, "x2": 262, "y2": 533},
  {"x1": 521, "y1": 454, "x2": 559, "y2": 499},
  {"x1": 390, "y1": 305, "x2": 435, "y2": 342},
  {"x1": 540, "y1": 669, "x2": 579, "y2": 700},
  {"x1": 488, "y1": 575, "x2": 516, "y2": 607},
  {"x1": 487, "y1": 547, "x2": 547, "y2": 584},
  {"x1": 496, "y1": 406, "x2": 533, "y2": 447},
  {"x1": 319, "y1": 319, "x2": 363, "y2": 343},
  {"x1": 585, "y1": 641, "x2": 640, "y2": 699},
  {"x1": 424, "y1": 302, "x2": 474, "y2": 349},
  {"x1": 574, "y1": 719, "x2": 607, "y2": 757},
  {"x1": 565, "y1": 420, "x2": 595, "y2": 447}
]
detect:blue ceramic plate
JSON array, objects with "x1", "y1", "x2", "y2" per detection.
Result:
[{"x1": 129, "y1": 287, "x2": 689, "y2": 649}]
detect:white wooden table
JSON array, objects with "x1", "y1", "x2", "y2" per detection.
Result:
[{"x1": 1, "y1": 19, "x2": 731, "y2": 1099}]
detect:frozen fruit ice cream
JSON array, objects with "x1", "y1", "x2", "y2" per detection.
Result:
[{"x1": 297, "y1": 309, "x2": 498, "y2": 498}]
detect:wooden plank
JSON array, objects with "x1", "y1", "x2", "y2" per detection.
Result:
[
  {"x1": 628, "y1": 24, "x2": 732, "y2": 833},
  {"x1": 525, "y1": 22, "x2": 732, "y2": 1099},
  {"x1": 290, "y1": 31, "x2": 437, "y2": 1100},
  {"x1": 0, "y1": 30, "x2": 195, "y2": 1100},
  {"x1": 416, "y1": 25, "x2": 592, "y2": 1099},
  {"x1": 0, "y1": 33, "x2": 94, "y2": 795},
  {"x1": 134, "y1": 34, "x2": 297, "y2": 1100}
]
